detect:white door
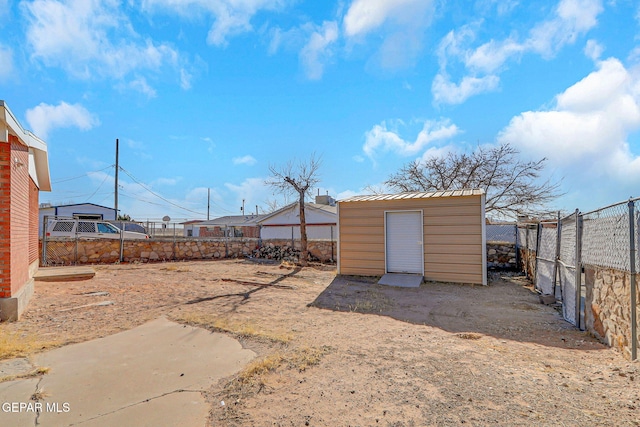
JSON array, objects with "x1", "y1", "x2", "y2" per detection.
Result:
[{"x1": 385, "y1": 211, "x2": 423, "y2": 274}]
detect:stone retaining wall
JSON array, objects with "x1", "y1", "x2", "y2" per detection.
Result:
[
  {"x1": 42, "y1": 238, "x2": 337, "y2": 265},
  {"x1": 584, "y1": 266, "x2": 640, "y2": 360},
  {"x1": 486, "y1": 242, "x2": 517, "y2": 269}
]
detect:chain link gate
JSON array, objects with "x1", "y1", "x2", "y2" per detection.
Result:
[
  {"x1": 558, "y1": 212, "x2": 581, "y2": 326},
  {"x1": 535, "y1": 223, "x2": 557, "y2": 296}
]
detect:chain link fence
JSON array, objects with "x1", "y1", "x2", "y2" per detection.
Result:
[
  {"x1": 486, "y1": 224, "x2": 516, "y2": 243},
  {"x1": 516, "y1": 198, "x2": 639, "y2": 360},
  {"x1": 582, "y1": 203, "x2": 631, "y2": 271}
]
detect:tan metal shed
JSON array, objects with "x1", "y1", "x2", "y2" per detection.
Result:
[{"x1": 337, "y1": 189, "x2": 487, "y2": 285}]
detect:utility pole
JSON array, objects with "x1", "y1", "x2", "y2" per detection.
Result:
[
  {"x1": 241, "y1": 199, "x2": 245, "y2": 214},
  {"x1": 207, "y1": 188, "x2": 210, "y2": 220},
  {"x1": 115, "y1": 138, "x2": 119, "y2": 216}
]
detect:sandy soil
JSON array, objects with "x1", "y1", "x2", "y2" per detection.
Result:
[{"x1": 3, "y1": 259, "x2": 639, "y2": 426}]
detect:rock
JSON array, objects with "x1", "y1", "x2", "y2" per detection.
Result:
[{"x1": 539, "y1": 294, "x2": 556, "y2": 305}]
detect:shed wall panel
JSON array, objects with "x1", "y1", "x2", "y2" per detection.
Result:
[{"x1": 338, "y1": 194, "x2": 484, "y2": 284}]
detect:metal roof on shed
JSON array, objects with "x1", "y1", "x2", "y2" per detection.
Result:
[{"x1": 338, "y1": 189, "x2": 484, "y2": 203}]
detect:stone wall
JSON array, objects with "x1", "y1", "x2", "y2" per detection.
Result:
[
  {"x1": 486, "y1": 242, "x2": 517, "y2": 269},
  {"x1": 519, "y1": 248, "x2": 537, "y2": 281},
  {"x1": 584, "y1": 266, "x2": 640, "y2": 360},
  {"x1": 42, "y1": 238, "x2": 337, "y2": 265}
]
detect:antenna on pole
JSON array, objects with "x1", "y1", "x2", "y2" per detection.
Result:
[{"x1": 115, "y1": 138, "x2": 119, "y2": 216}]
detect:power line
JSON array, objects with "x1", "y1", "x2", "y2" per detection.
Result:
[
  {"x1": 86, "y1": 172, "x2": 110, "y2": 201},
  {"x1": 119, "y1": 167, "x2": 207, "y2": 216},
  {"x1": 52, "y1": 165, "x2": 114, "y2": 184}
]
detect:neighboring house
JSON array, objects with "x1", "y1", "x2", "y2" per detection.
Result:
[
  {"x1": 337, "y1": 190, "x2": 487, "y2": 286},
  {"x1": 183, "y1": 215, "x2": 265, "y2": 238},
  {"x1": 0, "y1": 100, "x2": 51, "y2": 321},
  {"x1": 258, "y1": 196, "x2": 337, "y2": 240},
  {"x1": 39, "y1": 203, "x2": 117, "y2": 234}
]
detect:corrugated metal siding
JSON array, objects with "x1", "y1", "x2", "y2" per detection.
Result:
[{"x1": 338, "y1": 194, "x2": 484, "y2": 284}]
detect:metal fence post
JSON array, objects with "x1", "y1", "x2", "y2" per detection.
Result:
[
  {"x1": 628, "y1": 200, "x2": 637, "y2": 361},
  {"x1": 225, "y1": 225, "x2": 229, "y2": 258},
  {"x1": 119, "y1": 227, "x2": 124, "y2": 263},
  {"x1": 524, "y1": 226, "x2": 530, "y2": 277},
  {"x1": 514, "y1": 224, "x2": 520, "y2": 269},
  {"x1": 41, "y1": 215, "x2": 48, "y2": 266},
  {"x1": 172, "y1": 223, "x2": 176, "y2": 260},
  {"x1": 575, "y1": 209, "x2": 583, "y2": 330},
  {"x1": 534, "y1": 223, "x2": 542, "y2": 286},
  {"x1": 330, "y1": 225, "x2": 334, "y2": 261},
  {"x1": 553, "y1": 211, "x2": 561, "y2": 297},
  {"x1": 74, "y1": 218, "x2": 78, "y2": 266}
]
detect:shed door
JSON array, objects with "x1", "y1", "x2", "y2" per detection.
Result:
[{"x1": 385, "y1": 211, "x2": 423, "y2": 274}]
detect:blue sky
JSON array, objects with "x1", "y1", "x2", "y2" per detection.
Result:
[{"x1": 2, "y1": 0, "x2": 640, "y2": 221}]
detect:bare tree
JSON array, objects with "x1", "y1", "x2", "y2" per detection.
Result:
[
  {"x1": 385, "y1": 143, "x2": 560, "y2": 218},
  {"x1": 266, "y1": 154, "x2": 322, "y2": 266},
  {"x1": 259, "y1": 197, "x2": 288, "y2": 214}
]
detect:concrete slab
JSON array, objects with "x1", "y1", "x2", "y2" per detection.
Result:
[
  {"x1": 0, "y1": 358, "x2": 33, "y2": 379},
  {"x1": 0, "y1": 378, "x2": 40, "y2": 426},
  {"x1": 0, "y1": 317, "x2": 256, "y2": 427},
  {"x1": 378, "y1": 273, "x2": 423, "y2": 288},
  {"x1": 34, "y1": 266, "x2": 96, "y2": 282}
]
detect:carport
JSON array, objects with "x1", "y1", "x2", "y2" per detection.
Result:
[{"x1": 337, "y1": 190, "x2": 487, "y2": 285}]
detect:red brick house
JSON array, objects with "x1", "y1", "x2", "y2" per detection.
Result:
[{"x1": 0, "y1": 101, "x2": 51, "y2": 321}]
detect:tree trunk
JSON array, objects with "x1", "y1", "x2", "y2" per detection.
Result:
[{"x1": 298, "y1": 192, "x2": 308, "y2": 267}]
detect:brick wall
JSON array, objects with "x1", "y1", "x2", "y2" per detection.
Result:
[
  {"x1": 0, "y1": 140, "x2": 10, "y2": 298},
  {"x1": 10, "y1": 137, "x2": 29, "y2": 296}
]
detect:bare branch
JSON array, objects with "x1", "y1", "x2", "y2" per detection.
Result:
[{"x1": 384, "y1": 143, "x2": 562, "y2": 219}]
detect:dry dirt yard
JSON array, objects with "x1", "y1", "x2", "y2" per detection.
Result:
[{"x1": 2, "y1": 259, "x2": 639, "y2": 426}]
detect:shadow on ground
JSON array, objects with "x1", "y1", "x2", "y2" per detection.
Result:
[{"x1": 309, "y1": 272, "x2": 605, "y2": 351}]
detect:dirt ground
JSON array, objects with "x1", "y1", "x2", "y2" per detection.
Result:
[{"x1": 2, "y1": 259, "x2": 639, "y2": 426}]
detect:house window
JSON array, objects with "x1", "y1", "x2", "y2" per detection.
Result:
[{"x1": 74, "y1": 214, "x2": 103, "y2": 220}]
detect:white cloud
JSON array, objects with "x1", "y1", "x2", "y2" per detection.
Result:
[
  {"x1": 0, "y1": 44, "x2": 13, "y2": 81},
  {"x1": 141, "y1": 0, "x2": 286, "y2": 47},
  {"x1": 232, "y1": 155, "x2": 257, "y2": 166},
  {"x1": 179, "y1": 68, "x2": 192, "y2": 90},
  {"x1": 224, "y1": 177, "x2": 271, "y2": 213},
  {"x1": 432, "y1": 0, "x2": 604, "y2": 104},
  {"x1": 128, "y1": 77, "x2": 157, "y2": 98},
  {"x1": 526, "y1": 0, "x2": 603, "y2": 58},
  {"x1": 432, "y1": 73, "x2": 500, "y2": 105},
  {"x1": 343, "y1": 0, "x2": 435, "y2": 69},
  {"x1": 153, "y1": 177, "x2": 181, "y2": 186},
  {"x1": 498, "y1": 58, "x2": 640, "y2": 183},
  {"x1": 24, "y1": 0, "x2": 184, "y2": 83},
  {"x1": 343, "y1": 0, "x2": 429, "y2": 37},
  {"x1": 300, "y1": 21, "x2": 339, "y2": 80},
  {"x1": 584, "y1": 39, "x2": 603, "y2": 61},
  {"x1": 465, "y1": 38, "x2": 524, "y2": 74},
  {"x1": 25, "y1": 101, "x2": 100, "y2": 139},
  {"x1": 363, "y1": 119, "x2": 460, "y2": 160}
]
